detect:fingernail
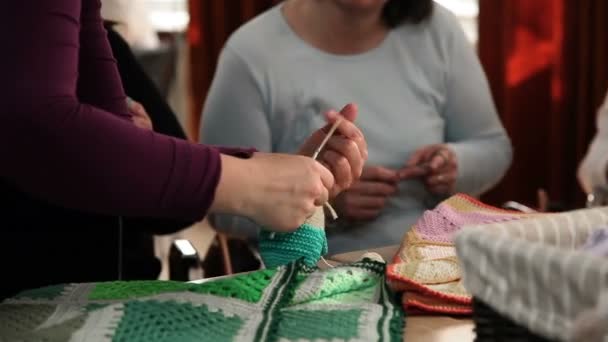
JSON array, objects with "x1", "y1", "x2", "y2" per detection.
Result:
[
  {"x1": 346, "y1": 103, "x2": 358, "y2": 113},
  {"x1": 326, "y1": 110, "x2": 338, "y2": 119}
]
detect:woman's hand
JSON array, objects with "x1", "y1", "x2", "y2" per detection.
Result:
[
  {"x1": 211, "y1": 153, "x2": 335, "y2": 232},
  {"x1": 400, "y1": 144, "x2": 458, "y2": 195},
  {"x1": 127, "y1": 97, "x2": 153, "y2": 131},
  {"x1": 333, "y1": 165, "x2": 399, "y2": 221},
  {"x1": 298, "y1": 103, "x2": 368, "y2": 198}
]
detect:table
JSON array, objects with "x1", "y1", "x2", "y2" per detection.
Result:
[{"x1": 328, "y1": 245, "x2": 475, "y2": 342}]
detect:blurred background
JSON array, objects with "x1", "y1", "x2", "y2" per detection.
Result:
[{"x1": 129, "y1": 0, "x2": 607, "y2": 211}]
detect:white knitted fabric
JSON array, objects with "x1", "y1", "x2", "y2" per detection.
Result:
[{"x1": 455, "y1": 206, "x2": 608, "y2": 341}]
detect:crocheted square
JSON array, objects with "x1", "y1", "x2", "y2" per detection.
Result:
[
  {"x1": 0, "y1": 258, "x2": 403, "y2": 341},
  {"x1": 387, "y1": 194, "x2": 533, "y2": 315},
  {"x1": 259, "y1": 206, "x2": 328, "y2": 268}
]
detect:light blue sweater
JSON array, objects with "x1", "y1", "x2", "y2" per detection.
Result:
[{"x1": 201, "y1": 4, "x2": 512, "y2": 253}]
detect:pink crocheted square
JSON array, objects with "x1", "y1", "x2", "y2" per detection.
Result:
[{"x1": 387, "y1": 194, "x2": 533, "y2": 315}]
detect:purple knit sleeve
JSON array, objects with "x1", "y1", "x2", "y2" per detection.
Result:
[
  {"x1": 0, "y1": 1, "x2": 251, "y2": 221},
  {"x1": 77, "y1": 0, "x2": 132, "y2": 120}
]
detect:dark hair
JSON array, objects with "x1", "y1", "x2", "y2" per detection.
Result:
[{"x1": 382, "y1": 0, "x2": 434, "y2": 28}]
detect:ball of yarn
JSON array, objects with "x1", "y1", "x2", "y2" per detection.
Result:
[{"x1": 258, "y1": 206, "x2": 327, "y2": 269}]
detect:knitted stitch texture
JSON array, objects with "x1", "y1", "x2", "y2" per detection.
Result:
[
  {"x1": 580, "y1": 226, "x2": 608, "y2": 256},
  {"x1": 259, "y1": 206, "x2": 328, "y2": 268},
  {"x1": 387, "y1": 193, "x2": 534, "y2": 315},
  {"x1": 0, "y1": 258, "x2": 403, "y2": 341}
]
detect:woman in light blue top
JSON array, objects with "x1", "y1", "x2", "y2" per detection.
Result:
[{"x1": 201, "y1": 0, "x2": 512, "y2": 253}]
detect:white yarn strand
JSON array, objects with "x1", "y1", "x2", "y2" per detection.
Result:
[{"x1": 312, "y1": 117, "x2": 343, "y2": 221}]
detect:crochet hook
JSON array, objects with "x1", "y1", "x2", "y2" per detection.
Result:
[
  {"x1": 312, "y1": 116, "x2": 344, "y2": 160},
  {"x1": 312, "y1": 116, "x2": 344, "y2": 220},
  {"x1": 268, "y1": 116, "x2": 343, "y2": 240}
]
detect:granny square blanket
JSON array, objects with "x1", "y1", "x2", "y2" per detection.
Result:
[
  {"x1": 387, "y1": 194, "x2": 533, "y2": 314},
  {"x1": 0, "y1": 257, "x2": 403, "y2": 342}
]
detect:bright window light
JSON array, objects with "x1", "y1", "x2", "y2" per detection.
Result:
[
  {"x1": 434, "y1": 0, "x2": 479, "y2": 44},
  {"x1": 145, "y1": 0, "x2": 189, "y2": 32}
]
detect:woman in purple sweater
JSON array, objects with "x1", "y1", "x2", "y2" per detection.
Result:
[{"x1": 0, "y1": 1, "x2": 366, "y2": 298}]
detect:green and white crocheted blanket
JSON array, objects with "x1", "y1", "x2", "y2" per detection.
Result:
[{"x1": 0, "y1": 257, "x2": 403, "y2": 341}]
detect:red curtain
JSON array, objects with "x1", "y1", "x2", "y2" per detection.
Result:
[
  {"x1": 479, "y1": 0, "x2": 608, "y2": 209},
  {"x1": 186, "y1": 0, "x2": 279, "y2": 140}
]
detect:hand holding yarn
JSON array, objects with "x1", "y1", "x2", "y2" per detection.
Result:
[
  {"x1": 259, "y1": 205, "x2": 328, "y2": 268},
  {"x1": 259, "y1": 104, "x2": 367, "y2": 268},
  {"x1": 249, "y1": 153, "x2": 334, "y2": 232},
  {"x1": 213, "y1": 153, "x2": 334, "y2": 233},
  {"x1": 399, "y1": 144, "x2": 458, "y2": 195},
  {"x1": 333, "y1": 165, "x2": 399, "y2": 221},
  {"x1": 298, "y1": 103, "x2": 367, "y2": 198}
]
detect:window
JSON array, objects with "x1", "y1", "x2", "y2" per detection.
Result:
[
  {"x1": 434, "y1": 0, "x2": 479, "y2": 44},
  {"x1": 144, "y1": 0, "x2": 190, "y2": 33},
  {"x1": 143, "y1": 1, "x2": 477, "y2": 39}
]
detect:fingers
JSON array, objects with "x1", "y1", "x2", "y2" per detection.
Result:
[
  {"x1": 361, "y1": 166, "x2": 399, "y2": 182},
  {"x1": 333, "y1": 118, "x2": 367, "y2": 155},
  {"x1": 405, "y1": 147, "x2": 432, "y2": 168},
  {"x1": 427, "y1": 183, "x2": 452, "y2": 195},
  {"x1": 132, "y1": 103, "x2": 145, "y2": 117},
  {"x1": 127, "y1": 98, "x2": 145, "y2": 116},
  {"x1": 350, "y1": 180, "x2": 398, "y2": 196},
  {"x1": 314, "y1": 160, "x2": 334, "y2": 205},
  {"x1": 425, "y1": 163, "x2": 457, "y2": 195},
  {"x1": 133, "y1": 116, "x2": 153, "y2": 131},
  {"x1": 401, "y1": 144, "x2": 458, "y2": 195},
  {"x1": 336, "y1": 191, "x2": 387, "y2": 221},
  {"x1": 426, "y1": 169, "x2": 457, "y2": 187},
  {"x1": 330, "y1": 110, "x2": 363, "y2": 139},
  {"x1": 126, "y1": 97, "x2": 135, "y2": 110},
  {"x1": 313, "y1": 187, "x2": 329, "y2": 207},
  {"x1": 402, "y1": 145, "x2": 456, "y2": 192},
  {"x1": 323, "y1": 109, "x2": 366, "y2": 154},
  {"x1": 322, "y1": 149, "x2": 352, "y2": 191},
  {"x1": 301, "y1": 104, "x2": 366, "y2": 161},
  {"x1": 325, "y1": 103, "x2": 358, "y2": 123},
  {"x1": 324, "y1": 106, "x2": 362, "y2": 140},
  {"x1": 428, "y1": 153, "x2": 446, "y2": 171},
  {"x1": 398, "y1": 164, "x2": 429, "y2": 180},
  {"x1": 428, "y1": 148, "x2": 453, "y2": 171},
  {"x1": 127, "y1": 97, "x2": 153, "y2": 131},
  {"x1": 339, "y1": 103, "x2": 358, "y2": 122},
  {"x1": 405, "y1": 144, "x2": 443, "y2": 168},
  {"x1": 325, "y1": 136, "x2": 362, "y2": 178}
]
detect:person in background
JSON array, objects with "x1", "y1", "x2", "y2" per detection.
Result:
[
  {"x1": 578, "y1": 91, "x2": 608, "y2": 197},
  {"x1": 201, "y1": 0, "x2": 512, "y2": 253},
  {"x1": 0, "y1": 0, "x2": 367, "y2": 299}
]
